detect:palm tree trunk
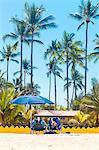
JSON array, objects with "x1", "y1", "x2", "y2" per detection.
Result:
[
  {"x1": 54, "y1": 72, "x2": 57, "y2": 109},
  {"x1": 49, "y1": 72, "x2": 51, "y2": 101},
  {"x1": 20, "y1": 39, "x2": 23, "y2": 91},
  {"x1": 66, "y1": 51, "x2": 69, "y2": 110},
  {"x1": 7, "y1": 60, "x2": 9, "y2": 81},
  {"x1": 30, "y1": 31, "x2": 34, "y2": 94},
  {"x1": 85, "y1": 22, "x2": 88, "y2": 96}
]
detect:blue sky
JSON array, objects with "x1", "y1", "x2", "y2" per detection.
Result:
[{"x1": 0, "y1": 0, "x2": 99, "y2": 106}]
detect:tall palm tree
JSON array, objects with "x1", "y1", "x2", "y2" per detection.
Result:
[
  {"x1": 0, "y1": 44, "x2": 19, "y2": 81},
  {"x1": 69, "y1": 41, "x2": 84, "y2": 100},
  {"x1": 64, "y1": 70, "x2": 84, "y2": 108},
  {"x1": 61, "y1": 31, "x2": 75, "y2": 110},
  {"x1": 3, "y1": 19, "x2": 29, "y2": 90},
  {"x1": 44, "y1": 40, "x2": 61, "y2": 108},
  {"x1": 24, "y1": 2, "x2": 57, "y2": 93},
  {"x1": 47, "y1": 61, "x2": 63, "y2": 108},
  {"x1": 70, "y1": 0, "x2": 99, "y2": 95}
]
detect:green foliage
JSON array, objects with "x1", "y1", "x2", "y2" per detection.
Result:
[
  {"x1": 87, "y1": 112, "x2": 97, "y2": 127},
  {"x1": 75, "y1": 111, "x2": 89, "y2": 124},
  {"x1": 0, "y1": 88, "x2": 39, "y2": 125},
  {"x1": 79, "y1": 79, "x2": 99, "y2": 126},
  {"x1": 0, "y1": 88, "x2": 25, "y2": 125},
  {"x1": 68, "y1": 111, "x2": 97, "y2": 127}
]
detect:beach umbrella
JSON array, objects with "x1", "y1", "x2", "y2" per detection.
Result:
[{"x1": 10, "y1": 95, "x2": 54, "y2": 105}]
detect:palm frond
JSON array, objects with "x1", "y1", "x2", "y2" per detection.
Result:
[
  {"x1": 33, "y1": 40, "x2": 44, "y2": 45},
  {"x1": 64, "y1": 81, "x2": 72, "y2": 91},
  {"x1": 77, "y1": 22, "x2": 85, "y2": 31},
  {"x1": 33, "y1": 32, "x2": 40, "y2": 38},
  {"x1": 24, "y1": 39, "x2": 30, "y2": 45},
  {"x1": 39, "y1": 15, "x2": 55, "y2": 24},
  {"x1": 0, "y1": 59, "x2": 4, "y2": 62},
  {"x1": 10, "y1": 17, "x2": 22, "y2": 24},
  {"x1": 0, "y1": 50, "x2": 5, "y2": 58},
  {"x1": 70, "y1": 13, "x2": 83, "y2": 20},
  {"x1": 93, "y1": 14, "x2": 99, "y2": 19},
  {"x1": 2, "y1": 33, "x2": 18, "y2": 42},
  {"x1": 10, "y1": 59, "x2": 19, "y2": 63},
  {"x1": 90, "y1": 21, "x2": 95, "y2": 25},
  {"x1": 13, "y1": 71, "x2": 20, "y2": 76},
  {"x1": 13, "y1": 41, "x2": 19, "y2": 50},
  {"x1": 11, "y1": 52, "x2": 20, "y2": 58},
  {"x1": 77, "y1": 83, "x2": 83, "y2": 90},
  {"x1": 40, "y1": 22, "x2": 57, "y2": 30},
  {"x1": 95, "y1": 34, "x2": 99, "y2": 38}
]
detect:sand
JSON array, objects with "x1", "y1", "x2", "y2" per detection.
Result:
[{"x1": 0, "y1": 133, "x2": 99, "y2": 150}]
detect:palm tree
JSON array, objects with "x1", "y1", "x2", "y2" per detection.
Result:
[
  {"x1": 64, "y1": 70, "x2": 84, "y2": 108},
  {"x1": 14, "y1": 58, "x2": 38, "y2": 87},
  {"x1": 24, "y1": 2, "x2": 57, "y2": 93},
  {"x1": 3, "y1": 19, "x2": 29, "y2": 90},
  {"x1": 44, "y1": 40, "x2": 61, "y2": 108},
  {"x1": 70, "y1": 0, "x2": 99, "y2": 95},
  {"x1": 0, "y1": 44, "x2": 19, "y2": 81},
  {"x1": 46, "y1": 61, "x2": 53, "y2": 101},
  {"x1": 46, "y1": 60, "x2": 62, "y2": 108},
  {"x1": 69, "y1": 41, "x2": 84, "y2": 100},
  {"x1": 61, "y1": 31, "x2": 75, "y2": 110}
]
